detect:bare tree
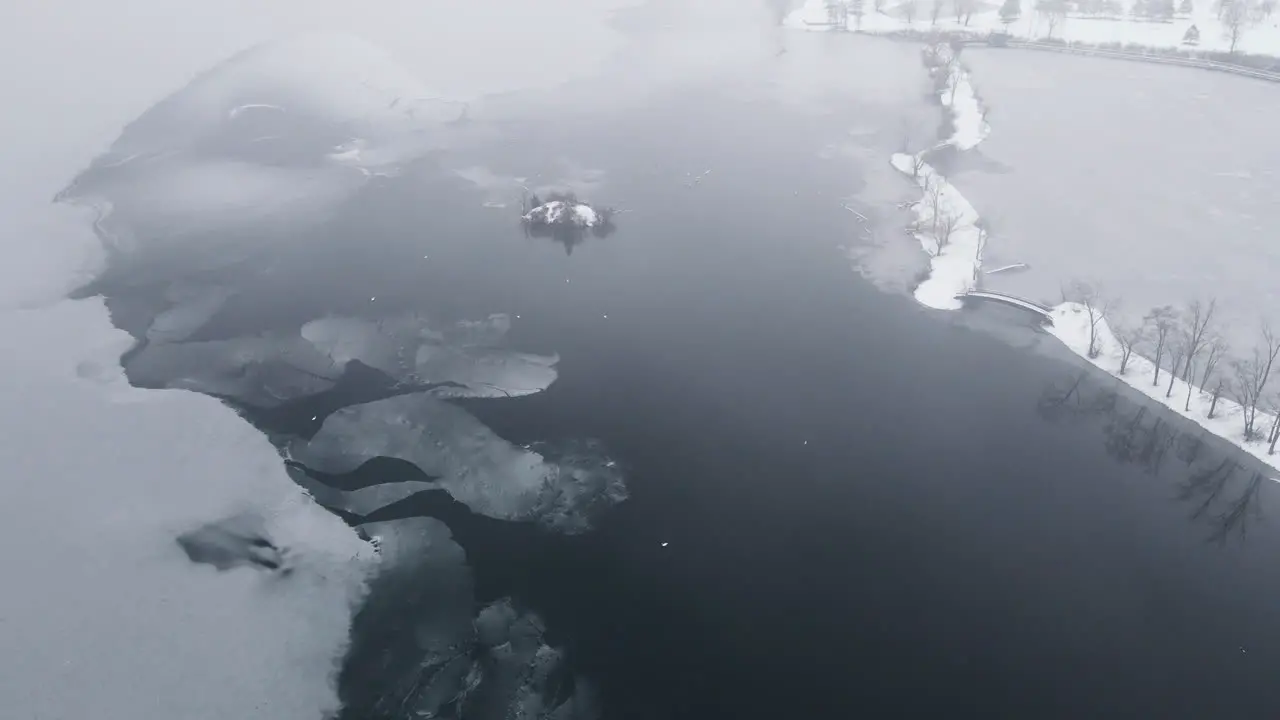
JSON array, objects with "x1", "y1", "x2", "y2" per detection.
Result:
[
  {"x1": 1267, "y1": 391, "x2": 1280, "y2": 453},
  {"x1": 1037, "y1": 0, "x2": 1069, "y2": 37},
  {"x1": 1222, "y1": 0, "x2": 1253, "y2": 52},
  {"x1": 1229, "y1": 326, "x2": 1280, "y2": 440},
  {"x1": 1199, "y1": 336, "x2": 1228, "y2": 391},
  {"x1": 902, "y1": 0, "x2": 920, "y2": 23},
  {"x1": 1144, "y1": 305, "x2": 1179, "y2": 388},
  {"x1": 926, "y1": 179, "x2": 946, "y2": 237},
  {"x1": 1178, "y1": 299, "x2": 1217, "y2": 381},
  {"x1": 931, "y1": 0, "x2": 946, "y2": 23},
  {"x1": 850, "y1": 0, "x2": 866, "y2": 27},
  {"x1": 1165, "y1": 339, "x2": 1187, "y2": 399},
  {"x1": 1207, "y1": 375, "x2": 1229, "y2": 419},
  {"x1": 874, "y1": 0, "x2": 886, "y2": 13},
  {"x1": 912, "y1": 154, "x2": 928, "y2": 179},
  {"x1": 1064, "y1": 280, "x2": 1111, "y2": 359},
  {"x1": 1188, "y1": 335, "x2": 1227, "y2": 412},
  {"x1": 1113, "y1": 317, "x2": 1147, "y2": 375},
  {"x1": 935, "y1": 212, "x2": 960, "y2": 256},
  {"x1": 826, "y1": 0, "x2": 850, "y2": 27},
  {"x1": 947, "y1": 68, "x2": 961, "y2": 105}
]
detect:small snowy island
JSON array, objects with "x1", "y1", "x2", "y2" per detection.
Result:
[
  {"x1": 521, "y1": 192, "x2": 617, "y2": 253},
  {"x1": 523, "y1": 198, "x2": 603, "y2": 227}
]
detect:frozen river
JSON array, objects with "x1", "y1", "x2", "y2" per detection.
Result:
[{"x1": 955, "y1": 48, "x2": 1280, "y2": 348}]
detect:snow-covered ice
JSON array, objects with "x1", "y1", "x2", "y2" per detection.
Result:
[
  {"x1": 0, "y1": 298, "x2": 373, "y2": 720},
  {"x1": 53, "y1": 35, "x2": 464, "y2": 276},
  {"x1": 301, "y1": 313, "x2": 560, "y2": 399},
  {"x1": 125, "y1": 333, "x2": 343, "y2": 407},
  {"x1": 290, "y1": 393, "x2": 627, "y2": 533}
]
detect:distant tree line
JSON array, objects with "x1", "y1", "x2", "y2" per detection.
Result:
[{"x1": 1064, "y1": 283, "x2": 1280, "y2": 454}]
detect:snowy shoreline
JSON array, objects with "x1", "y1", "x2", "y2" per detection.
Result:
[
  {"x1": 784, "y1": 10, "x2": 1280, "y2": 476},
  {"x1": 1049, "y1": 304, "x2": 1280, "y2": 475},
  {"x1": 891, "y1": 45, "x2": 991, "y2": 310}
]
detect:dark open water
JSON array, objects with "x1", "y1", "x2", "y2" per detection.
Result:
[{"x1": 76, "y1": 17, "x2": 1280, "y2": 720}]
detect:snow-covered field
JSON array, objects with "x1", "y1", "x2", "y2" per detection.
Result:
[{"x1": 786, "y1": 0, "x2": 1280, "y2": 56}]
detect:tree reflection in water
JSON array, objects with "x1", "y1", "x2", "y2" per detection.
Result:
[{"x1": 1038, "y1": 370, "x2": 1271, "y2": 543}]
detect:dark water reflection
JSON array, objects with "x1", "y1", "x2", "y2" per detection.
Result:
[{"x1": 62, "y1": 22, "x2": 1280, "y2": 720}]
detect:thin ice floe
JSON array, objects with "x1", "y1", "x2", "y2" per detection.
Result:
[
  {"x1": 302, "y1": 312, "x2": 560, "y2": 399},
  {"x1": 290, "y1": 394, "x2": 627, "y2": 533},
  {"x1": 342, "y1": 515, "x2": 598, "y2": 718},
  {"x1": 124, "y1": 333, "x2": 344, "y2": 407}
]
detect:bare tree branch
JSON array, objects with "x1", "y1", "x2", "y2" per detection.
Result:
[
  {"x1": 1064, "y1": 280, "x2": 1112, "y2": 359},
  {"x1": 1113, "y1": 317, "x2": 1148, "y2": 375},
  {"x1": 1144, "y1": 306, "x2": 1179, "y2": 388}
]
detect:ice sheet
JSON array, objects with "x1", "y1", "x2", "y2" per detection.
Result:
[{"x1": 0, "y1": 298, "x2": 372, "y2": 720}]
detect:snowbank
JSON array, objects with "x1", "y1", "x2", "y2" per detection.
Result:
[
  {"x1": 888, "y1": 49, "x2": 991, "y2": 310},
  {"x1": 1048, "y1": 302, "x2": 1280, "y2": 475},
  {"x1": 0, "y1": 298, "x2": 373, "y2": 720},
  {"x1": 890, "y1": 153, "x2": 985, "y2": 309},
  {"x1": 940, "y1": 64, "x2": 990, "y2": 151}
]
